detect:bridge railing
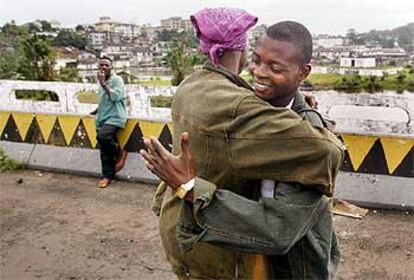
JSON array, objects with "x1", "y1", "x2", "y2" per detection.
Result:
[{"x1": 1, "y1": 80, "x2": 413, "y2": 208}]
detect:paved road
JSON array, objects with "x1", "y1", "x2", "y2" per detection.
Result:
[{"x1": 1, "y1": 170, "x2": 413, "y2": 279}]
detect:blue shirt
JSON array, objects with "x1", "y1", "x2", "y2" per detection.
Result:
[{"x1": 96, "y1": 74, "x2": 127, "y2": 130}]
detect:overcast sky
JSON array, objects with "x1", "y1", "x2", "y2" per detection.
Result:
[{"x1": 0, "y1": 0, "x2": 412, "y2": 35}]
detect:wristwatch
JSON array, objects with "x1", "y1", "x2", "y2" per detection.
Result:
[{"x1": 175, "y1": 178, "x2": 195, "y2": 199}]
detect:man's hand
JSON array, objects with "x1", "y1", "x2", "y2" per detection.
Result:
[
  {"x1": 140, "y1": 132, "x2": 195, "y2": 190},
  {"x1": 97, "y1": 70, "x2": 105, "y2": 84},
  {"x1": 303, "y1": 92, "x2": 318, "y2": 109}
]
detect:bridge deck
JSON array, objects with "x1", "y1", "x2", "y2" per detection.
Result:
[{"x1": 1, "y1": 170, "x2": 413, "y2": 279}]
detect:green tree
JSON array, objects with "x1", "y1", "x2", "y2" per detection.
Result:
[
  {"x1": 364, "y1": 76, "x2": 383, "y2": 93},
  {"x1": 396, "y1": 71, "x2": 406, "y2": 84},
  {"x1": 75, "y1": 25, "x2": 85, "y2": 33},
  {"x1": 1, "y1": 20, "x2": 29, "y2": 45},
  {"x1": 157, "y1": 29, "x2": 180, "y2": 41},
  {"x1": 53, "y1": 30, "x2": 87, "y2": 50},
  {"x1": 17, "y1": 35, "x2": 56, "y2": 81},
  {"x1": 0, "y1": 49, "x2": 20, "y2": 79},
  {"x1": 58, "y1": 67, "x2": 79, "y2": 82},
  {"x1": 166, "y1": 34, "x2": 193, "y2": 86},
  {"x1": 39, "y1": 20, "x2": 53, "y2": 32},
  {"x1": 346, "y1": 28, "x2": 358, "y2": 45}
]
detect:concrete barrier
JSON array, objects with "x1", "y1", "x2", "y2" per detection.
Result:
[{"x1": 1, "y1": 80, "x2": 413, "y2": 209}]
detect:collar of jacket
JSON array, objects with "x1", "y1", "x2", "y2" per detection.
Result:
[
  {"x1": 203, "y1": 61, "x2": 254, "y2": 92},
  {"x1": 291, "y1": 91, "x2": 306, "y2": 112}
]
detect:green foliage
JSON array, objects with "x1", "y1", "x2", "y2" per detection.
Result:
[
  {"x1": 334, "y1": 74, "x2": 363, "y2": 92},
  {"x1": 365, "y1": 76, "x2": 383, "y2": 93},
  {"x1": 58, "y1": 67, "x2": 79, "y2": 82},
  {"x1": 157, "y1": 29, "x2": 180, "y2": 42},
  {"x1": 15, "y1": 89, "x2": 59, "y2": 101},
  {"x1": 75, "y1": 25, "x2": 85, "y2": 32},
  {"x1": 166, "y1": 33, "x2": 194, "y2": 86},
  {"x1": 332, "y1": 70, "x2": 414, "y2": 93},
  {"x1": 0, "y1": 149, "x2": 22, "y2": 171},
  {"x1": 307, "y1": 73, "x2": 342, "y2": 87},
  {"x1": 17, "y1": 35, "x2": 57, "y2": 81},
  {"x1": 1, "y1": 20, "x2": 29, "y2": 46},
  {"x1": 407, "y1": 81, "x2": 414, "y2": 92},
  {"x1": 165, "y1": 30, "x2": 206, "y2": 86},
  {"x1": 0, "y1": 49, "x2": 20, "y2": 79},
  {"x1": 0, "y1": 20, "x2": 64, "y2": 82},
  {"x1": 39, "y1": 20, "x2": 53, "y2": 32},
  {"x1": 151, "y1": 95, "x2": 173, "y2": 108},
  {"x1": 396, "y1": 71, "x2": 406, "y2": 83},
  {"x1": 53, "y1": 30, "x2": 87, "y2": 50}
]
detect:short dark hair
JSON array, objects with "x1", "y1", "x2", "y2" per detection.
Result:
[
  {"x1": 100, "y1": 55, "x2": 113, "y2": 64},
  {"x1": 266, "y1": 21, "x2": 312, "y2": 64}
]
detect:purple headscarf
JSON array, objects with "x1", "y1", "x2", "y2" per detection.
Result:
[{"x1": 190, "y1": 7, "x2": 258, "y2": 65}]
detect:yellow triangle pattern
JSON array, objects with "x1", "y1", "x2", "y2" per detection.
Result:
[
  {"x1": 36, "y1": 115, "x2": 57, "y2": 143},
  {"x1": 82, "y1": 117, "x2": 98, "y2": 148},
  {"x1": 380, "y1": 137, "x2": 414, "y2": 174},
  {"x1": 342, "y1": 134, "x2": 378, "y2": 171},
  {"x1": 12, "y1": 113, "x2": 34, "y2": 141},
  {"x1": 58, "y1": 116, "x2": 80, "y2": 145},
  {"x1": 0, "y1": 112, "x2": 10, "y2": 136},
  {"x1": 139, "y1": 121, "x2": 166, "y2": 139},
  {"x1": 117, "y1": 119, "x2": 138, "y2": 149}
]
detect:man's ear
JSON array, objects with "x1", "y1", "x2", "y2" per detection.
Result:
[{"x1": 299, "y1": 64, "x2": 311, "y2": 82}]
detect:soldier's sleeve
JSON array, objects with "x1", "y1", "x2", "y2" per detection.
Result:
[
  {"x1": 177, "y1": 177, "x2": 329, "y2": 255},
  {"x1": 228, "y1": 95, "x2": 345, "y2": 196},
  {"x1": 152, "y1": 181, "x2": 168, "y2": 216}
]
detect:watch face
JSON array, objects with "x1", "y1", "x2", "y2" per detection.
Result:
[
  {"x1": 182, "y1": 179, "x2": 195, "y2": 191},
  {"x1": 182, "y1": 183, "x2": 192, "y2": 191}
]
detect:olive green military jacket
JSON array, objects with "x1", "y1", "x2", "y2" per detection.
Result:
[
  {"x1": 173, "y1": 92, "x2": 341, "y2": 280},
  {"x1": 157, "y1": 63, "x2": 344, "y2": 279}
]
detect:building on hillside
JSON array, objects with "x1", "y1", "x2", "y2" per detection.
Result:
[
  {"x1": 95, "y1": 16, "x2": 117, "y2": 32},
  {"x1": 313, "y1": 46, "x2": 353, "y2": 61},
  {"x1": 88, "y1": 32, "x2": 108, "y2": 48},
  {"x1": 54, "y1": 47, "x2": 78, "y2": 71},
  {"x1": 340, "y1": 57, "x2": 376, "y2": 68},
  {"x1": 113, "y1": 23, "x2": 141, "y2": 39},
  {"x1": 160, "y1": 17, "x2": 192, "y2": 30},
  {"x1": 313, "y1": 35, "x2": 345, "y2": 48}
]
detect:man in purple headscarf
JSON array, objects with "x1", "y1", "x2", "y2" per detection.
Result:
[
  {"x1": 149, "y1": 7, "x2": 343, "y2": 279},
  {"x1": 190, "y1": 7, "x2": 257, "y2": 67}
]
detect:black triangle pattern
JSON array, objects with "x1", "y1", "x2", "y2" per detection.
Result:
[
  {"x1": 392, "y1": 147, "x2": 414, "y2": 177},
  {"x1": 124, "y1": 123, "x2": 145, "y2": 153},
  {"x1": 158, "y1": 124, "x2": 172, "y2": 152},
  {"x1": 0, "y1": 115, "x2": 22, "y2": 142},
  {"x1": 357, "y1": 139, "x2": 388, "y2": 175},
  {"x1": 69, "y1": 120, "x2": 92, "y2": 149},
  {"x1": 47, "y1": 119, "x2": 67, "y2": 146},
  {"x1": 25, "y1": 117, "x2": 45, "y2": 144}
]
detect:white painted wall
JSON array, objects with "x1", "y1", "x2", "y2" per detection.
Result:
[{"x1": 0, "y1": 80, "x2": 413, "y2": 137}]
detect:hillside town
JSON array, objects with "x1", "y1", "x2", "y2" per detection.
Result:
[{"x1": 0, "y1": 17, "x2": 413, "y2": 90}]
